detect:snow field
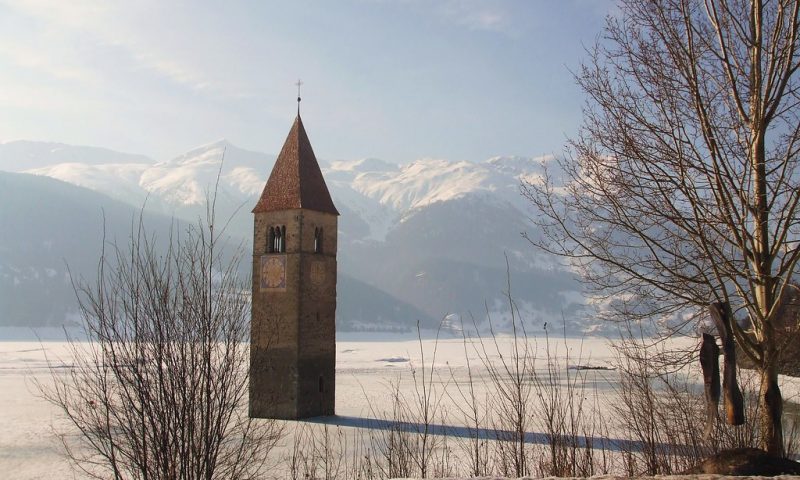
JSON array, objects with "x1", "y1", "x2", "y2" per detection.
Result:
[{"x1": 2, "y1": 333, "x2": 799, "y2": 479}]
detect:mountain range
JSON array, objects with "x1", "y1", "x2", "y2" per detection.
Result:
[{"x1": 0, "y1": 138, "x2": 596, "y2": 334}]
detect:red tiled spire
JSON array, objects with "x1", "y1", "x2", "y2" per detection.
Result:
[{"x1": 252, "y1": 114, "x2": 339, "y2": 215}]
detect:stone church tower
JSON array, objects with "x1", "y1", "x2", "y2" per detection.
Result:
[{"x1": 250, "y1": 113, "x2": 338, "y2": 419}]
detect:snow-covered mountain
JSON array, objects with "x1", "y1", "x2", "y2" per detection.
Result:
[
  {"x1": 1, "y1": 139, "x2": 595, "y2": 334},
  {"x1": 0, "y1": 140, "x2": 153, "y2": 171},
  {"x1": 25, "y1": 140, "x2": 551, "y2": 240}
]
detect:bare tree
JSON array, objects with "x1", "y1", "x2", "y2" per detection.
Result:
[
  {"x1": 39, "y1": 208, "x2": 281, "y2": 479},
  {"x1": 525, "y1": 0, "x2": 800, "y2": 456}
]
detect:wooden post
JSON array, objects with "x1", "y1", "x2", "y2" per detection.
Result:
[
  {"x1": 700, "y1": 332, "x2": 721, "y2": 438},
  {"x1": 709, "y1": 302, "x2": 745, "y2": 425}
]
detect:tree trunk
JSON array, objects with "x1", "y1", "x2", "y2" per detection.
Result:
[
  {"x1": 747, "y1": 0, "x2": 783, "y2": 458},
  {"x1": 709, "y1": 302, "x2": 745, "y2": 425},
  {"x1": 759, "y1": 352, "x2": 784, "y2": 457}
]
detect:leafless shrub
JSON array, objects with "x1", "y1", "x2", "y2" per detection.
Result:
[
  {"x1": 476, "y1": 289, "x2": 536, "y2": 477},
  {"x1": 612, "y1": 335, "x2": 701, "y2": 475},
  {"x1": 285, "y1": 284, "x2": 800, "y2": 479},
  {"x1": 370, "y1": 378, "x2": 414, "y2": 479},
  {"x1": 453, "y1": 268, "x2": 613, "y2": 478},
  {"x1": 611, "y1": 326, "x2": 799, "y2": 475},
  {"x1": 285, "y1": 423, "x2": 378, "y2": 480},
  {"x1": 367, "y1": 321, "x2": 449, "y2": 479},
  {"x1": 465, "y1": 267, "x2": 615, "y2": 477},
  {"x1": 445, "y1": 316, "x2": 492, "y2": 477},
  {"x1": 38, "y1": 209, "x2": 282, "y2": 479},
  {"x1": 530, "y1": 330, "x2": 611, "y2": 477},
  {"x1": 405, "y1": 322, "x2": 448, "y2": 478}
]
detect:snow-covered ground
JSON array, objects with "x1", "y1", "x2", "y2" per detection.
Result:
[
  {"x1": 397, "y1": 477, "x2": 800, "y2": 480},
  {"x1": 1, "y1": 331, "x2": 798, "y2": 479}
]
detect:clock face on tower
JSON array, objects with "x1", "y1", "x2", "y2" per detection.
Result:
[{"x1": 260, "y1": 255, "x2": 287, "y2": 291}]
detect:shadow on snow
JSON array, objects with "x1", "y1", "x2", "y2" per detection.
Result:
[{"x1": 302, "y1": 415, "x2": 666, "y2": 454}]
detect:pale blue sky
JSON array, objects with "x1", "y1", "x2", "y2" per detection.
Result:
[{"x1": 0, "y1": 0, "x2": 615, "y2": 163}]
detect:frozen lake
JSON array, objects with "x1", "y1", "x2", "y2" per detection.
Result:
[{"x1": 1, "y1": 330, "x2": 797, "y2": 479}]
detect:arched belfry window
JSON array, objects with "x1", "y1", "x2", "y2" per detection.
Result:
[
  {"x1": 268, "y1": 227, "x2": 275, "y2": 253},
  {"x1": 314, "y1": 227, "x2": 323, "y2": 254},
  {"x1": 271, "y1": 225, "x2": 286, "y2": 253},
  {"x1": 272, "y1": 227, "x2": 280, "y2": 253}
]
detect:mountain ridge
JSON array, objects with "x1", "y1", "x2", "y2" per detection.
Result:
[{"x1": 1, "y1": 140, "x2": 597, "y2": 334}]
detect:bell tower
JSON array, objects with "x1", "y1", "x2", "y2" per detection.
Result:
[{"x1": 250, "y1": 112, "x2": 338, "y2": 419}]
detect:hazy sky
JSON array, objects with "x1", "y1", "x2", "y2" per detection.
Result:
[{"x1": 0, "y1": 0, "x2": 615, "y2": 163}]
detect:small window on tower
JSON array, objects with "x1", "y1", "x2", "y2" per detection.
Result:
[
  {"x1": 314, "y1": 227, "x2": 323, "y2": 253},
  {"x1": 268, "y1": 227, "x2": 275, "y2": 253},
  {"x1": 280, "y1": 225, "x2": 286, "y2": 252}
]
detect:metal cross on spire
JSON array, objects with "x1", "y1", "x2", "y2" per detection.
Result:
[{"x1": 295, "y1": 78, "x2": 303, "y2": 114}]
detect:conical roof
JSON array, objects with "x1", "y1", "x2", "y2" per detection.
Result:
[{"x1": 253, "y1": 114, "x2": 339, "y2": 215}]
